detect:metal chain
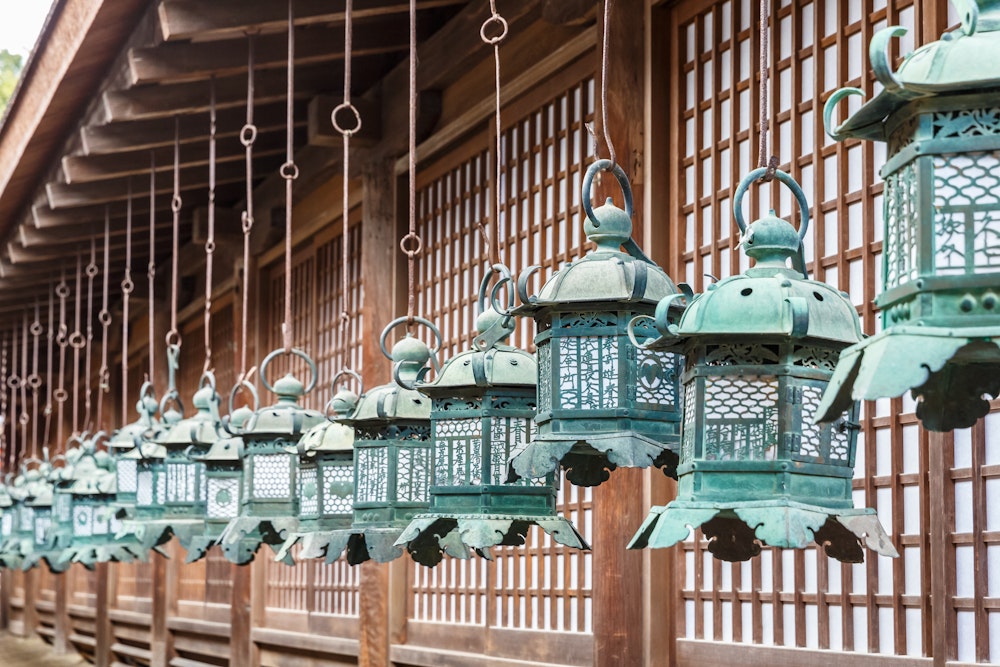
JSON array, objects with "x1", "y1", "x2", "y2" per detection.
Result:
[
  {"x1": 96, "y1": 210, "x2": 112, "y2": 429},
  {"x1": 19, "y1": 313, "x2": 28, "y2": 452},
  {"x1": 239, "y1": 33, "x2": 257, "y2": 380},
  {"x1": 597, "y1": 0, "x2": 617, "y2": 170},
  {"x1": 55, "y1": 269, "x2": 68, "y2": 446},
  {"x1": 84, "y1": 239, "x2": 97, "y2": 431},
  {"x1": 168, "y1": 117, "x2": 182, "y2": 351},
  {"x1": 480, "y1": 0, "x2": 508, "y2": 267},
  {"x1": 148, "y1": 153, "x2": 157, "y2": 384},
  {"x1": 71, "y1": 255, "x2": 84, "y2": 436},
  {"x1": 756, "y1": 0, "x2": 778, "y2": 181},
  {"x1": 402, "y1": 0, "x2": 422, "y2": 326},
  {"x1": 9, "y1": 324, "x2": 17, "y2": 470},
  {"x1": 0, "y1": 334, "x2": 7, "y2": 471},
  {"x1": 43, "y1": 289, "x2": 53, "y2": 448},
  {"x1": 280, "y1": 0, "x2": 298, "y2": 352},
  {"x1": 28, "y1": 301, "x2": 41, "y2": 458},
  {"x1": 332, "y1": 0, "x2": 362, "y2": 371},
  {"x1": 122, "y1": 180, "x2": 135, "y2": 418},
  {"x1": 205, "y1": 76, "x2": 217, "y2": 374}
]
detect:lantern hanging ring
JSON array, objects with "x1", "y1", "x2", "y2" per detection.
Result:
[
  {"x1": 480, "y1": 14, "x2": 508, "y2": 45},
  {"x1": 399, "y1": 232, "x2": 423, "y2": 258},
  {"x1": 331, "y1": 368, "x2": 363, "y2": 397},
  {"x1": 260, "y1": 347, "x2": 318, "y2": 395},
  {"x1": 331, "y1": 102, "x2": 362, "y2": 137},
  {"x1": 379, "y1": 316, "x2": 442, "y2": 363},
  {"x1": 67, "y1": 331, "x2": 86, "y2": 350},
  {"x1": 733, "y1": 167, "x2": 810, "y2": 237},
  {"x1": 582, "y1": 159, "x2": 632, "y2": 229},
  {"x1": 226, "y1": 374, "x2": 259, "y2": 432}
]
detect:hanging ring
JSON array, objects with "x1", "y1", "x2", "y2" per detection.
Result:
[
  {"x1": 332, "y1": 368, "x2": 364, "y2": 397},
  {"x1": 280, "y1": 161, "x2": 300, "y2": 181},
  {"x1": 259, "y1": 347, "x2": 318, "y2": 396},
  {"x1": 53, "y1": 388, "x2": 68, "y2": 403},
  {"x1": 171, "y1": 195, "x2": 183, "y2": 213},
  {"x1": 199, "y1": 371, "x2": 218, "y2": 392},
  {"x1": 55, "y1": 283, "x2": 70, "y2": 299},
  {"x1": 159, "y1": 389, "x2": 185, "y2": 418},
  {"x1": 228, "y1": 377, "x2": 260, "y2": 417},
  {"x1": 29, "y1": 322, "x2": 44, "y2": 336},
  {"x1": 68, "y1": 331, "x2": 87, "y2": 349},
  {"x1": 241, "y1": 211, "x2": 254, "y2": 233},
  {"x1": 582, "y1": 159, "x2": 633, "y2": 229},
  {"x1": 205, "y1": 239, "x2": 216, "y2": 254},
  {"x1": 379, "y1": 316, "x2": 443, "y2": 361},
  {"x1": 165, "y1": 329, "x2": 182, "y2": 348},
  {"x1": 86, "y1": 263, "x2": 99, "y2": 278},
  {"x1": 399, "y1": 232, "x2": 423, "y2": 257},
  {"x1": 26, "y1": 374, "x2": 42, "y2": 390},
  {"x1": 98, "y1": 310, "x2": 113, "y2": 327},
  {"x1": 19, "y1": 413, "x2": 29, "y2": 426},
  {"x1": 331, "y1": 102, "x2": 362, "y2": 137},
  {"x1": 240, "y1": 124, "x2": 258, "y2": 147},
  {"x1": 480, "y1": 14, "x2": 508, "y2": 45},
  {"x1": 6, "y1": 375, "x2": 22, "y2": 389},
  {"x1": 479, "y1": 263, "x2": 515, "y2": 315},
  {"x1": 732, "y1": 167, "x2": 810, "y2": 239}
]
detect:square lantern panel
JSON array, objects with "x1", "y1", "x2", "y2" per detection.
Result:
[
  {"x1": 319, "y1": 460, "x2": 353, "y2": 517},
  {"x1": 207, "y1": 474, "x2": 241, "y2": 520},
  {"x1": 33, "y1": 510, "x2": 52, "y2": 546},
  {"x1": 117, "y1": 459, "x2": 138, "y2": 495}
]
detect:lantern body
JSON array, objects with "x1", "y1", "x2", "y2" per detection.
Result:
[
  {"x1": 109, "y1": 384, "x2": 162, "y2": 519},
  {"x1": 185, "y1": 434, "x2": 244, "y2": 563},
  {"x1": 629, "y1": 172, "x2": 897, "y2": 563},
  {"x1": 396, "y1": 313, "x2": 588, "y2": 567},
  {"x1": 511, "y1": 162, "x2": 684, "y2": 486},
  {"x1": 818, "y1": 5, "x2": 1000, "y2": 430},
  {"x1": 218, "y1": 369, "x2": 325, "y2": 565}
]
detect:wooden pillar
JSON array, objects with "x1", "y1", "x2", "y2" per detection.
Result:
[
  {"x1": 52, "y1": 564, "x2": 70, "y2": 653},
  {"x1": 150, "y1": 551, "x2": 169, "y2": 666},
  {"x1": 21, "y1": 569, "x2": 37, "y2": 638},
  {"x1": 93, "y1": 563, "x2": 111, "y2": 667},
  {"x1": 929, "y1": 429, "x2": 955, "y2": 667},
  {"x1": 592, "y1": 0, "x2": 647, "y2": 665},
  {"x1": 355, "y1": 159, "x2": 403, "y2": 667},
  {"x1": 231, "y1": 561, "x2": 253, "y2": 667}
]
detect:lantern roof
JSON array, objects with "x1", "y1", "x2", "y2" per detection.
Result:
[
  {"x1": 244, "y1": 369, "x2": 325, "y2": 437},
  {"x1": 341, "y1": 336, "x2": 432, "y2": 426},
  {"x1": 108, "y1": 382, "x2": 161, "y2": 451},
  {"x1": 155, "y1": 381, "x2": 224, "y2": 448},
  {"x1": 295, "y1": 418, "x2": 355, "y2": 456},
  {"x1": 120, "y1": 441, "x2": 166, "y2": 461},
  {"x1": 827, "y1": 2, "x2": 1000, "y2": 141},
  {"x1": 66, "y1": 444, "x2": 117, "y2": 496},
  {"x1": 199, "y1": 434, "x2": 243, "y2": 463}
]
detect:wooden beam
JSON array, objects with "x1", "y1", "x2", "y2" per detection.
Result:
[
  {"x1": 65, "y1": 125, "x2": 294, "y2": 184},
  {"x1": 157, "y1": 0, "x2": 464, "y2": 42},
  {"x1": 47, "y1": 160, "x2": 260, "y2": 209},
  {"x1": 103, "y1": 64, "x2": 352, "y2": 122},
  {"x1": 21, "y1": 216, "x2": 173, "y2": 248},
  {"x1": 131, "y1": 18, "x2": 409, "y2": 85},
  {"x1": 82, "y1": 100, "x2": 305, "y2": 155}
]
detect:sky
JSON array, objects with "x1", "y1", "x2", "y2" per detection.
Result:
[{"x1": 0, "y1": 1, "x2": 54, "y2": 57}]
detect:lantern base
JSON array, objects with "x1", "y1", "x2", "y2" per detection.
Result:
[
  {"x1": 23, "y1": 552, "x2": 72, "y2": 574},
  {"x1": 629, "y1": 499, "x2": 896, "y2": 562},
  {"x1": 274, "y1": 528, "x2": 405, "y2": 565},
  {"x1": 66, "y1": 540, "x2": 156, "y2": 568},
  {"x1": 218, "y1": 516, "x2": 299, "y2": 565},
  {"x1": 816, "y1": 325, "x2": 1000, "y2": 431},
  {"x1": 510, "y1": 431, "x2": 678, "y2": 487},
  {"x1": 117, "y1": 518, "x2": 205, "y2": 554},
  {"x1": 395, "y1": 513, "x2": 589, "y2": 567}
]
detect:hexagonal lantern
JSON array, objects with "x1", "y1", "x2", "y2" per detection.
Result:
[
  {"x1": 66, "y1": 432, "x2": 146, "y2": 567},
  {"x1": 627, "y1": 170, "x2": 898, "y2": 563},
  {"x1": 0, "y1": 472, "x2": 33, "y2": 569},
  {"x1": 108, "y1": 381, "x2": 162, "y2": 522},
  {"x1": 395, "y1": 271, "x2": 588, "y2": 567},
  {"x1": 23, "y1": 454, "x2": 75, "y2": 573},
  {"x1": 184, "y1": 385, "x2": 254, "y2": 564},
  {"x1": 21, "y1": 459, "x2": 55, "y2": 571},
  {"x1": 817, "y1": 1, "x2": 1000, "y2": 431},
  {"x1": 217, "y1": 349, "x2": 325, "y2": 565},
  {"x1": 275, "y1": 374, "x2": 358, "y2": 564},
  {"x1": 0, "y1": 481, "x2": 13, "y2": 550},
  {"x1": 287, "y1": 335, "x2": 434, "y2": 566},
  {"x1": 120, "y1": 373, "x2": 224, "y2": 553},
  {"x1": 509, "y1": 160, "x2": 685, "y2": 487}
]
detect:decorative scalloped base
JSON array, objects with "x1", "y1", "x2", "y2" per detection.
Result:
[
  {"x1": 276, "y1": 528, "x2": 406, "y2": 566},
  {"x1": 628, "y1": 500, "x2": 898, "y2": 563},
  {"x1": 510, "y1": 431, "x2": 678, "y2": 487},
  {"x1": 395, "y1": 513, "x2": 589, "y2": 567},
  {"x1": 217, "y1": 516, "x2": 299, "y2": 566}
]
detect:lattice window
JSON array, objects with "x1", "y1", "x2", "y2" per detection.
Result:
[
  {"x1": 933, "y1": 152, "x2": 1000, "y2": 275},
  {"x1": 117, "y1": 459, "x2": 137, "y2": 494},
  {"x1": 136, "y1": 469, "x2": 153, "y2": 506},
  {"x1": 250, "y1": 453, "x2": 292, "y2": 499},
  {"x1": 409, "y1": 69, "x2": 595, "y2": 633},
  {"x1": 398, "y1": 446, "x2": 431, "y2": 503},
  {"x1": 666, "y1": 0, "x2": 998, "y2": 660},
  {"x1": 320, "y1": 464, "x2": 353, "y2": 515},
  {"x1": 702, "y1": 375, "x2": 779, "y2": 460},
  {"x1": 207, "y1": 477, "x2": 239, "y2": 519},
  {"x1": 299, "y1": 465, "x2": 319, "y2": 516},
  {"x1": 356, "y1": 447, "x2": 388, "y2": 503},
  {"x1": 434, "y1": 418, "x2": 480, "y2": 486},
  {"x1": 558, "y1": 335, "x2": 618, "y2": 410}
]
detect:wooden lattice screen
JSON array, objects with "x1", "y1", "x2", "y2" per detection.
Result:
[
  {"x1": 408, "y1": 62, "x2": 595, "y2": 634},
  {"x1": 259, "y1": 218, "x2": 362, "y2": 622},
  {"x1": 667, "y1": 0, "x2": 1000, "y2": 662}
]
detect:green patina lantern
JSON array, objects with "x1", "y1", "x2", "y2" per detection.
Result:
[
  {"x1": 65, "y1": 432, "x2": 146, "y2": 567},
  {"x1": 218, "y1": 349, "x2": 325, "y2": 565},
  {"x1": 395, "y1": 269, "x2": 588, "y2": 566},
  {"x1": 818, "y1": 1, "x2": 1000, "y2": 431},
  {"x1": 108, "y1": 381, "x2": 162, "y2": 522},
  {"x1": 23, "y1": 453, "x2": 75, "y2": 573},
  {"x1": 184, "y1": 382, "x2": 256, "y2": 563},
  {"x1": 120, "y1": 372, "x2": 224, "y2": 553},
  {"x1": 509, "y1": 160, "x2": 685, "y2": 486},
  {"x1": 0, "y1": 480, "x2": 14, "y2": 550},
  {"x1": 275, "y1": 372, "x2": 358, "y2": 564},
  {"x1": 0, "y1": 472, "x2": 32, "y2": 569},
  {"x1": 289, "y1": 332, "x2": 434, "y2": 565},
  {"x1": 628, "y1": 170, "x2": 897, "y2": 563},
  {"x1": 22, "y1": 458, "x2": 56, "y2": 571}
]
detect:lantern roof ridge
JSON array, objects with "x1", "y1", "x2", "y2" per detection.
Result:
[
  {"x1": 154, "y1": 384, "x2": 225, "y2": 448},
  {"x1": 340, "y1": 379, "x2": 430, "y2": 424},
  {"x1": 198, "y1": 434, "x2": 243, "y2": 462},
  {"x1": 416, "y1": 342, "x2": 537, "y2": 395},
  {"x1": 826, "y1": 4, "x2": 1000, "y2": 142},
  {"x1": 294, "y1": 417, "x2": 355, "y2": 456}
]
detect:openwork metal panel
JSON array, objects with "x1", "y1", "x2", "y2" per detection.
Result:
[
  {"x1": 260, "y1": 224, "x2": 362, "y2": 615},
  {"x1": 409, "y1": 70, "x2": 595, "y2": 633},
  {"x1": 668, "y1": 0, "x2": 1000, "y2": 661}
]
